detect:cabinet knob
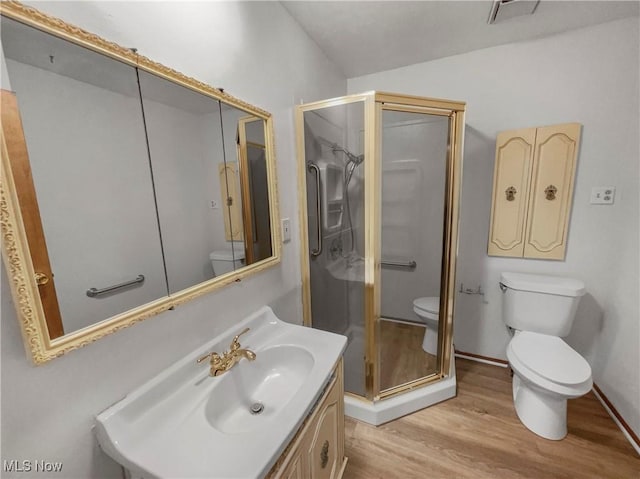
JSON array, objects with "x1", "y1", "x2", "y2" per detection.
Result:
[
  {"x1": 505, "y1": 186, "x2": 517, "y2": 201},
  {"x1": 544, "y1": 185, "x2": 557, "y2": 201},
  {"x1": 320, "y1": 440, "x2": 329, "y2": 468},
  {"x1": 34, "y1": 272, "x2": 49, "y2": 286}
]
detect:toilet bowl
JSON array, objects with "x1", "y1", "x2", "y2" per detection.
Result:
[
  {"x1": 507, "y1": 331, "x2": 592, "y2": 440},
  {"x1": 412, "y1": 297, "x2": 439, "y2": 355},
  {"x1": 500, "y1": 272, "x2": 592, "y2": 440}
]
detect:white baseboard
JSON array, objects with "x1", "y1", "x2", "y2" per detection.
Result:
[
  {"x1": 454, "y1": 352, "x2": 509, "y2": 368},
  {"x1": 592, "y1": 385, "x2": 640, "y2": 457}
]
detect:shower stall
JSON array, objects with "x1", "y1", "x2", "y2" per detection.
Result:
[{"x1": 296, "y1": 92, "x2": 465, "y2": 424}]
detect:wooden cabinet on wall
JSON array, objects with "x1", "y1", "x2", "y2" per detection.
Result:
[
  {"x1": 219, "y1": 162, "x2": 244, "y2": 241},
  {"x1": 269, "y1": 360, "x2": 347, "y2": 479},
  {"x1": 487, "y1": 123, "x2": 581, "y2": 260}
]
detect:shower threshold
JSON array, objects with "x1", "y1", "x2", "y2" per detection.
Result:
[{"x1": 344, "y1": 352, "x2": 456, "y2": 426}]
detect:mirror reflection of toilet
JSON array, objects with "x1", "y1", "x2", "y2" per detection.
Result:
[
  {"x1": 412, "y1": 297, "x2": 439, "y2": 355},
  {"x1": 210, "y1": 247, "x2": 245, "y2": 277},
  {"x1": 500, "y1": 272, "x2": 592, "y2": 440}
]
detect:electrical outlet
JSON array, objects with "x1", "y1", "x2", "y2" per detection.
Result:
[
  {"x1": 590, "y1": 186, "x2": 616, "y2": 205},
  {"x1": 282, "y1": 218, "x2": 291, "y2": 243},
  {"x1": 210, "y1": 200, "x2": 219, "y2": 209}
]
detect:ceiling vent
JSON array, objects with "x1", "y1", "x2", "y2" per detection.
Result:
[{"x1": 488, "y1": 0, "x2": 540, "y2": 24}]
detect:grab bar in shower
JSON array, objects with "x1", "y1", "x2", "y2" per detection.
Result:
[
  {"x1": 381, "y1": 260, "x2": 417, "y2": 269},
  {"x1": 86, "y1": 274, "x2": 145, "y2": 298},
  {"x1": 307, "y1": 163, "x2": 323, "y2": 257}
]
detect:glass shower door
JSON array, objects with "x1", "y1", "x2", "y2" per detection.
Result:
[
  {"x1": 301, "y1": 100, "x2": 367, "y2": 397},
  {"x1": 378, "y1": 107, "x2": 450, "y2": 393}
]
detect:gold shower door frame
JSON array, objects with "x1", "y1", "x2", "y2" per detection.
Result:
[{"x1": 296, "y1": 91, "x2": 465, "y2": 402}]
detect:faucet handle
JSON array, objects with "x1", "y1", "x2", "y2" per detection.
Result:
[
  {"x1": 196, "y1": 351, "x2": 221, "y2": 364},
  {"x1": 230, "y1": 327, "x2": 250, "y2": 350}
]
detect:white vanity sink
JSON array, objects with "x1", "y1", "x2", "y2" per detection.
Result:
[
  {"x1": 206, "y1": 345, "x2": 314, "y2": 434},
  {"x1": 95, "y1": 307, "x2": 347, "y2": 479}
]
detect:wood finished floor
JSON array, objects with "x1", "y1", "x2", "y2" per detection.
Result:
[
  {"x1": 344, "y1": 358, "x2": 640, "y2": 479},
  {"x1": 379, "y1": 320, "x2": 437, "y2": 391}
]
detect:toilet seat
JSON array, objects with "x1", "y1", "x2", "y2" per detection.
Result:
[
  {"x1": 413, "y1": 297, "x2": 439, "y2": 316},
  {"x1": 507, "y1": 332, "x2": 592, "y2": 395}
]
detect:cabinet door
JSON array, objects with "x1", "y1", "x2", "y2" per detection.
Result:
[
  {"x1": 303, "y1": 366, "x2": 344, "y2": 479},
  {"x1": 269, "y1": 362, "x2": 345, "y2": 479},
  {"x1": 524, "y1": 123, "x2": 581, "y2": 260},
  {"x1": 305, "y1": 401, "x2": 340, "y2": 479},
  {"x1": 218, "y1": 161, "x2": 244, "y2": 241},
  {"x1": 487, "y1": 128, "x2": 536, "y2": 257}
]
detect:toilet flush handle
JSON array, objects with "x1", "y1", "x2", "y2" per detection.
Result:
[{"x1": 499, "y1": 282, "x2": 508, "y2": 293}]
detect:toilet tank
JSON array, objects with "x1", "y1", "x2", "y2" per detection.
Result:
[
  {"x1": 500, "y1": 272, "x2": 585, "y2": 337},
  {"x1": 210, "y1": 249, "x2": 245, "y2": 276}
]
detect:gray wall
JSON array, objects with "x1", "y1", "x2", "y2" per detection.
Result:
[{"x1": 0, "y1": 1, "x2": 345, "y2": 477}]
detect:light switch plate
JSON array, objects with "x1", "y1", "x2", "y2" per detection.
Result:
[
  {"x1": 282, "y1": 218, "x2": 291, "y2": 243},
  {"x1": 590, "y1": 186, "x2": 616, "y2": 205}
]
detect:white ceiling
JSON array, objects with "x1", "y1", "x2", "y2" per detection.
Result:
[{"x1": 281, "y1": 1, "x2": 640, "y2": 78}]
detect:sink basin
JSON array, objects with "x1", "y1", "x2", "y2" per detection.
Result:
[
  {"x1": 95, "y1": 306, "x2": 346, "y2": 479},
  {"x1": 206, "y1": 345, "x2": 314, "y2": 433}
]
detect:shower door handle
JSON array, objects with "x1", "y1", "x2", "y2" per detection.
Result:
[{"x1": 308, "y1": 163, "x2": 323, "y2": 257}]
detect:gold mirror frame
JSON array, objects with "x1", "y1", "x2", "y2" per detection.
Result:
[{"x1": 0, "y1": 1, "x2": 281, "y2": 364}]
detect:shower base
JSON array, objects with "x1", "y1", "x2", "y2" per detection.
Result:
[{"x1": 344, "y1": 352, "x2": 456, "y2": 426}]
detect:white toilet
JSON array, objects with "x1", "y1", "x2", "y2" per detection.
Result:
[
  {"x1": 500, "y1": 272, "x2": 592, "y2": 440},
  {"x1": 412, "y1": 297, "x2": 439, "y2": 355},
  {"x1": 210, "y1": 248, "x2": 245, "y2": 276}
]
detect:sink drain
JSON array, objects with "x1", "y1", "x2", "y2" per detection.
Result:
[{"x1": 249, "y1": 402, "x2": 264, "y2": 415}]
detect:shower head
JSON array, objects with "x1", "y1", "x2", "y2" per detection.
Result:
[
  {"x1": 349, "y1": 154, "x2": 365, "y2": 166},
  {"x1": 334, "y1": 146, "x2": 363, "y2": 165},
  {"x1": 316, "y1": 136, "x2": 364, "y2": 166},
  {"x1": 330, "y1": 144, "x2": 363, "y2": 165},
  {"x1": 340, "y1": 146, "x2": 364, "y2": 166}
]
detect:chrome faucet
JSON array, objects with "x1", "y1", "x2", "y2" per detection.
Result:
[{"x1": 197, "y1": 327, "x2": 256, "y2": 376}]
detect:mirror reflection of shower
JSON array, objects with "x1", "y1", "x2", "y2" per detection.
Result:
[{"x1": 316, "y1": 136, "x2": 364, "y2": 260}]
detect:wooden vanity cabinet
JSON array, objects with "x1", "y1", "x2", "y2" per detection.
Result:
[
  {"x1": 487, "y1": 123, "x2": 581, "y2": 260},
  {"x1": 269, "y1": 359, "x2": 347, "y2": 479}
]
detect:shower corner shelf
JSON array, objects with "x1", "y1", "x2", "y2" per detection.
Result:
[
  {"x1": 324, "y1": 199, "x2": 344, "y2": 232},
  {"x1": 319, "y1": 162, "x2": 344, "y2": 232}
]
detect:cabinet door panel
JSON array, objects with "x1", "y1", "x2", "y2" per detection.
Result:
[
  {"x1": 218, "y1": 161, "x2": 244, "y2": 241},
  {"x1": 487, "y1": 128, "x2": 536, "y2": 257},
  {"x1": 524, "y1": 123, "x2": 580, "y2": 260},
  {"x1": 307, "y1": 401, "x2": 340, "y2": 479}
]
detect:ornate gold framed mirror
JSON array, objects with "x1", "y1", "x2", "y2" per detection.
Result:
[{"x1": 0, "y1": 1, "x2": 280, "y2": 364}]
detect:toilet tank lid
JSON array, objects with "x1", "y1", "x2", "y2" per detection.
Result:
[
  {"x1": 500, "y1": 272, "x2": 585, "y2": 297},
  {"x1": 210, "y1": 249, "x2": 245, "y2": 261}
]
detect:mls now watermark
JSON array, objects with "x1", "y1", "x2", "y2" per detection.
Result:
[{"x1": 3, "y1": 459, "x2": 64, "y2": 473}]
